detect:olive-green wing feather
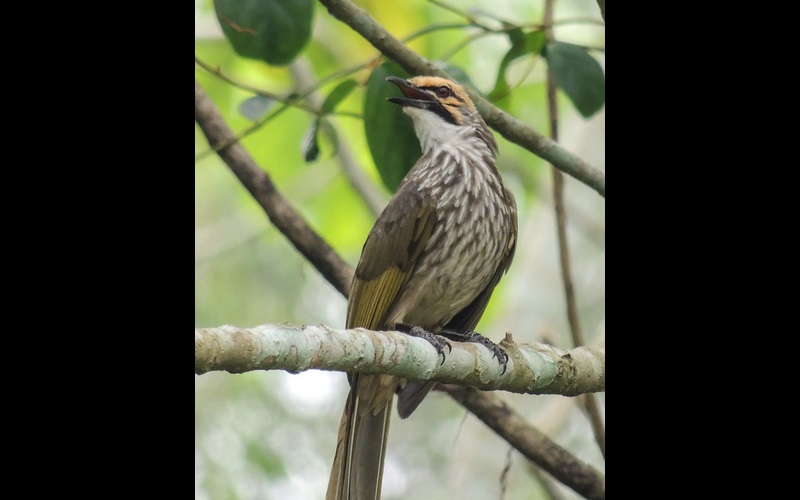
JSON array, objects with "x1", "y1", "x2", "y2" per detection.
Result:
[{"x1": 347, "y1": 186, "x2": 436, "y2": 330}]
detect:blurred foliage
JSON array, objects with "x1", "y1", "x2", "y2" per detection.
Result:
[{"x1": 196, "y1": 0, "x2": 604, "y2": 499}]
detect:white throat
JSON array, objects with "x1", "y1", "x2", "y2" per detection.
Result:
[{"x1": 404, "y1": 107, "x2": 466, "y2": 155}]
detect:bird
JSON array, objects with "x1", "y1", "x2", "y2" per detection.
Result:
[{"x1": 326, "y1": 75, "x2": 518, "y2": 500}]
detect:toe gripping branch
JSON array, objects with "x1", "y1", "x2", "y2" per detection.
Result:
[
  {"x1": 396, "y1": 323, "x2": 508, "y2": 374},
  {"x1": 396, "y1": 323, "x2": 451, "y2": 364}
]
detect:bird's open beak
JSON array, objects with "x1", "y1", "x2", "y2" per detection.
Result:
[{"x1": 386, "y1": 76, "x2": 435, "y2": 109}]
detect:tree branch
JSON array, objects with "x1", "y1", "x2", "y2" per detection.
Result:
[
  {"x1": 316, "y1": 0, "x2": 605, "y2": 198},
  {"x1": 194, "y1": 323, "x2": 605, "y2": 396},
  {"x1": 441, "y1": 385, "x2": 605, "y2": 500}
]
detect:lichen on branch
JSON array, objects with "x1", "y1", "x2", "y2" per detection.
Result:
[{"x1": 195, "y1": 323, "x2": 605, "y2": 396}]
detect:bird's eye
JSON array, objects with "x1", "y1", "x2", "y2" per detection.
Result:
[{"x1": 436, "y1": 86, "x2": 451, "y2": 98}]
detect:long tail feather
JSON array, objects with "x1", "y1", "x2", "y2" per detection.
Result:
[{"x1": 327, "y1": 374, "x2": 392, "y2": 500}]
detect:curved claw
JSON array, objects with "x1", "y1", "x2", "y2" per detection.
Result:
[
  {"x1": 401, "y1": 324, "x2": 451, "y2": 365},
  {"x1": 497, "y1": 351, "x2": 508, "y2": 375},
  {"x1": 433, "y1": 339, "x2": 448, "y2": 365},
  {"x1": 490, "y1": 345, "x2": 508, "y2": 375},
  {"x1": 469, "y1": 331, "x2": 508, "y2": 374},
  {"x1": 441, "y1": 340, "x2": 453, "y2": 365}
]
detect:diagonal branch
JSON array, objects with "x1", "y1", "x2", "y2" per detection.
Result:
[
  {"x1": 194, "y1": 323, "x2": 605, "y2": 396},
  {"x1": 316, "y1": 0, "x2": 605, "y2": 198},
  {"x1": 442, "y1": 385, "x2": 605, "y2": 500}
]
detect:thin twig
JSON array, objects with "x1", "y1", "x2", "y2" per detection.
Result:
[
  {"x1": 288, "y1": 59, "x2": 387, "y2": 218},
  {"x1": 402, "y1": 21, "x2": 480, "y2": 40},
  {"x1": 581, "y1": 394, "x2": 606, "y2": 457},
  {"x1": 195, "y1": 57, "x2": 323, "y2": 116},
  {"x1": 194, "y1": 79, "x2": 354, "y2": 297},
  {"x1": 544, "y1": 0, "x2": 605, "y2": 459},
  {"x1": 193, "y1": 94, "x2": 294, "y2": 162},
  {"x1": 194, "y1": 56, "x2": 368, "y2": 163},
  {"x1": 499, "y1": 446, "x2": 513, "y2": 500},
  {"x1": 427, "y1": 0, "x2": 494, "y2": 29}
]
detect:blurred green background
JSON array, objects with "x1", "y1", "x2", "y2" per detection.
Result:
[{"x1": 195, "y1": 0, "x2": 604, "y2": 498}]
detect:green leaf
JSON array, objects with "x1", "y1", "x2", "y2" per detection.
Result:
[
  {"x1": 302, "y1": 119, "x2": 320, "y2": 162},
  {"x1": 488, "y1": 28, "x2": 546, "y2": 101},
  {"x1": 320, "y1": 79, "x2": 358, "y2": 115},
  {"x1": 363, "y1": 61, "x2": 421, "y2": 193},
  {"x1": 239, "y1": 95, "x2": 275, "y2": 121},
  {"x1": 215, "y1": 0, "x2": 314, "y2": 66},
  {"x1": 544, "y1": 42, "x2": 605, "y2": 118}
]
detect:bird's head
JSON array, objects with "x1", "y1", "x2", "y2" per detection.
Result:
[
  {"x1": 386, "y1": 75, "x2": 479, "y2": 126},
  {"x1": 387, "y1": 75, "x2": 496, "y2": 155}
]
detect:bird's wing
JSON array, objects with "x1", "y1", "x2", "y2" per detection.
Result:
[{"x1": 347, "y1": 183, "x2": 436, "y2": 331}]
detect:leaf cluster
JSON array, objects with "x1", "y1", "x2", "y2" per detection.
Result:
[{"x1": 208, "y1": 0, "x2": 604, "y2": 192}]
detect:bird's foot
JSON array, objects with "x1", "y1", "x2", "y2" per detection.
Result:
[
  {"x1": 439, "y1": 328, "x2": 508, "y2": 374},
  {"x1": 396, "y1": 323, "x2": 451, "y2": 365}
]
